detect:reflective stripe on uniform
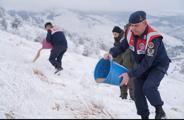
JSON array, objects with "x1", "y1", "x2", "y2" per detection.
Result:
[
  {"x1": 126, "y1": 26, "x2": 161, "y2": 54},
  {"x1": 127, "y1": 29, "x2": 132, "y2": 43}
]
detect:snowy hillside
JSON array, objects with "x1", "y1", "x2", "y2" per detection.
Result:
[
  {"x1": 0, "y1": 29, "x2": 137, "y2": 119},
  {"x1": 0, "y1": 27, "x2": 184, "y2": 119},
  {"x1": 0, "y1": 7, "x2": 117, "y2": 57},
  {"x1": 0, "y1": 6, "x2": 184, "y2": 119},
  {"x1": 1, "y1": 7, "x2": 184, "y2": 58}
]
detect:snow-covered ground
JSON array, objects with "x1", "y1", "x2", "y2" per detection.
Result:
[{"x1": 0, "y1": 28, "x2": 184, "y2": 119}]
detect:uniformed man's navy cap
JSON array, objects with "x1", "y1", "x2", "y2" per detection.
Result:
[{"x1": 129, "y1": 11, "x2": 146, "y2": 24}]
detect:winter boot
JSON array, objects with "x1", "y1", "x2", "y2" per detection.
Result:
[
  {"x1": 155, "y1": 106, "x2": 166, "y2": 119},
  {"x1": 54, "y1": 67, "x2": 63, "y2": 74},
  {"x1": 141, "y1": 115, "x2": 149, "y2": 119}
]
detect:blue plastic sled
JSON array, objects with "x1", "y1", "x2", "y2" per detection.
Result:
[{"x1": 94, "y1": 58, "x2": 128, "y2": 86}]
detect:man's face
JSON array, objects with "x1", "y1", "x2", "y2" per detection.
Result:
[
  {"x1": 113, "y1": 32, "x2": 120, "y2": 38},
  {"x1": 130, "y1": 20, "x2": 147, "y2": 36},
  {"x1": 45, "y1": 25, "x2": 52, "y2": 30}
]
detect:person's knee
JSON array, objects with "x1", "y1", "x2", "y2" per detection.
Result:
[
  {"x1": 134, "y1": 88, "x2": 141, "y2": 100},
  {"x1": 143, "y1": 84, "x2": 155, "y2": 96}
]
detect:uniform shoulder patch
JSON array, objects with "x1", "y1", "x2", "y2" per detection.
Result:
[
  {"x1": 147, "y1": 48, "x2": 155, "y2": 56},
  {"x1": 148, "y1": 42, "x2": 154, "y2": 49}
]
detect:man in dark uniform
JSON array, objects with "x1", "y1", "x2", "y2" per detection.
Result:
[
  {"x1": 45, "y1": 22, "x2": 68, "y2": 73},
  {"x1": 112, "y1": 26, "x2": 134, "y2": 100},
  {"x1": 104, "y1": 11, "x2": 171, "y2": 119}
]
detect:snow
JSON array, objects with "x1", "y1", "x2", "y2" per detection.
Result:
[
  {"x1": 162, "y1": 33, "x2": 183, "y2": 47},
  {"x1": 0, "y1": 5, "x2": 184, "y2": 119},
  {"x1": 0, "y1": 30, "x2": 137, "y2": 118},
  {"x1": 0, "y1": 26, "x2": 184, "y2": 119},
  {"x1": 0, "y1": 7, "x2": 184, "y2": 118}
]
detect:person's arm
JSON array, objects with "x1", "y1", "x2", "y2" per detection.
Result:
[
  {"x1": 109, "y1": 38, "x2": 129, "y2": 58},
  {"x1": 46, "y1": 29, "x2": 52, "y2": 43},
  {"x1": 128, "y1": 38, "x2": 161, "y2": 78}
]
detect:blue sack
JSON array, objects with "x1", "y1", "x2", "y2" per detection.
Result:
[{"x1": 94, "y1": 58, "x2": 128, "y2": 86}]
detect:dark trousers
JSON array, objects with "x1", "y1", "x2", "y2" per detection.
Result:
[
  {"x1": 134, "y1": 68, "x2": 167, "y2": 117},
  {"x1": 49, "y1": 46, "x2": 67, "y2": 69}
]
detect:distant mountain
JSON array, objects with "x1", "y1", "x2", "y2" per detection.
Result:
[{"x1": 0, "y1": 7, "x2": 184, "y2": 59}]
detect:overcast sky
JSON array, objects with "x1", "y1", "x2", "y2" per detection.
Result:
[{"x1": 0, "y1": 0, "x2": 183, "y2": 13}]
